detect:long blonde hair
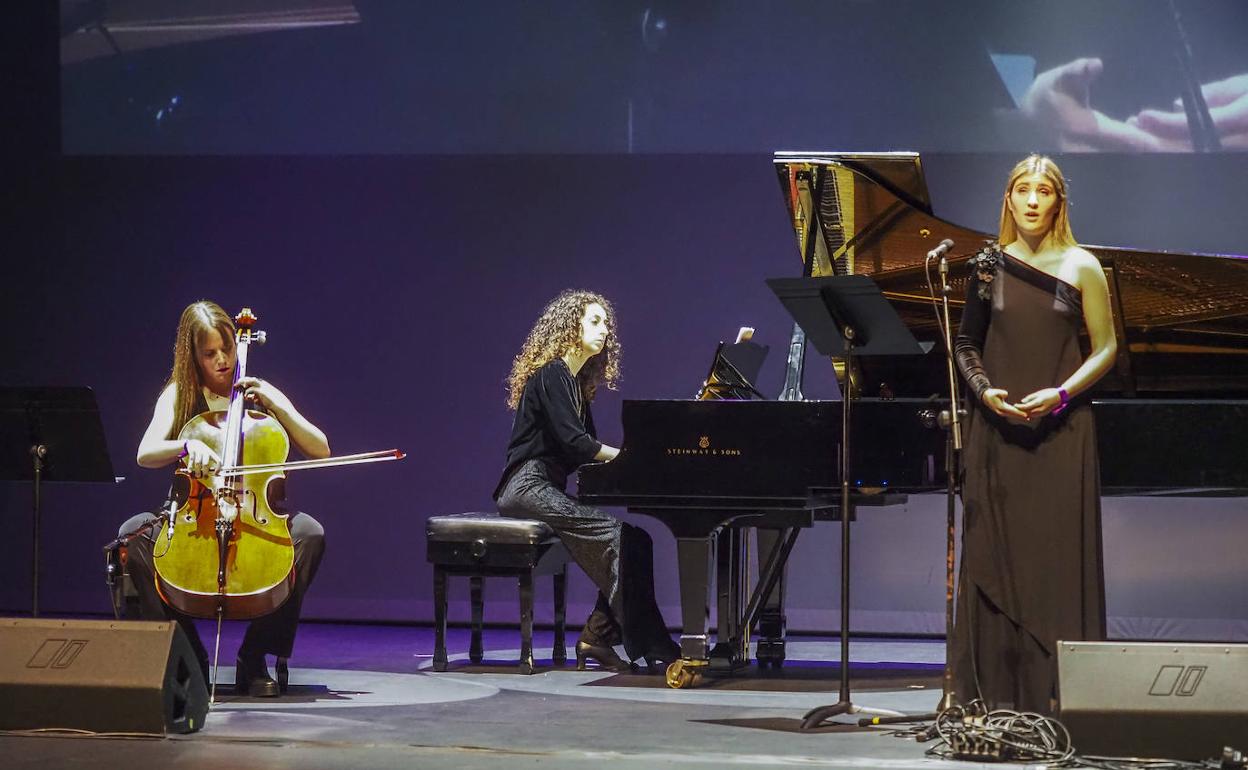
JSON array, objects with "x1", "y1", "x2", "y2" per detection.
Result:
[
  {"x1": 506, "y1": 290, "x2": 620, "y2": 410},
  {"x1": 998, "y1": 154, "x2": 1077, "y2": 248},
  {"x1": 165, "y1": 301, "x2": 235, "y2": 438}
]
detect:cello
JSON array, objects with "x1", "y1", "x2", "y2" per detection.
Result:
[{"x1": 151, "y1": 308, "x2": 400, "y2": 692}]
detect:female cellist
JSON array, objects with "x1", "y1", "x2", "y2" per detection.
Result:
[{"x1": 119, "y1": 300, "x2": 328, "y2": 698}]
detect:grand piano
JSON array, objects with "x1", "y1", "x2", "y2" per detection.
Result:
[{"x1": 579, "y1": 151, "x2": 1248, "y2": 686}]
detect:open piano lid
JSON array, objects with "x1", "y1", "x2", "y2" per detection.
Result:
[{"x1": 772, "y1": 151, "x2": 1248, "y2": 397}]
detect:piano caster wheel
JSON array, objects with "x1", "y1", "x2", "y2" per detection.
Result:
[
  {"x1": 756, "y1": 640, "x2": 786, "y2": 671},
  {"x1": 665, "y1": 659, "x2": 705, "y2": 690}
]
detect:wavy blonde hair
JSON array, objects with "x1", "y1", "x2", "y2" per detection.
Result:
[
  {"x1": 506, "y1": 290, "x2": 620, "y2": 410},
  {"x1": 165, "y1": 300, "x2": 236, "y2": 438},
  {"x1": 998, "y1": 154, "x2": 1077, "y2": 249}
]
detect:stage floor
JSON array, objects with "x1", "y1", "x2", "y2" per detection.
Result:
[{"x1": 0, "y1": 621, "x2": 1006, "y2": 769}]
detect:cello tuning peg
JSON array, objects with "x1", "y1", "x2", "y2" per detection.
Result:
[{"x1": 252, "y1": 331, "x2": 267, "y2": 345}]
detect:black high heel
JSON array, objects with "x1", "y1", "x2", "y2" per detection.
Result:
[
  {"x1": 235, "y1": 652, "x2": 280, "y2": 698},
  {"x1": 575, "y1": 640, "x2": 634, "y2": 673},
  {"x1": 641, "y1": 639, "x2": 682, "y2": 675},
  {"x1": 275, "y1": 657, "x2": 289, "y2": 695}
]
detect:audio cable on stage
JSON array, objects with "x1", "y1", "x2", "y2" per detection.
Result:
[{"x1": 865, "y1": 700, "x2": 1232, "y2": 769}]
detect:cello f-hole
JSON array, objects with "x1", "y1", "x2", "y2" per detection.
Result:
[{"x1": 244, "y1": 490, "x2": 267, "y2": 525}]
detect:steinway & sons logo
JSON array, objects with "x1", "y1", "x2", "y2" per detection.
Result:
[{"x1": 667, "y1": 435, "x2": 742, "y2": 457}]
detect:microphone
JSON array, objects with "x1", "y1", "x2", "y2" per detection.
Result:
[{"x1": 926, "y1": 238, "x2": 955, "y2": 261}]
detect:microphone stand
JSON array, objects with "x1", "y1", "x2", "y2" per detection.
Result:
[
  {"x1": 102, "y1": 498, "x2": 178, "y2": 620},
  {"x1": 934, "y1": 251, "x2": 963, "y2": 712}
]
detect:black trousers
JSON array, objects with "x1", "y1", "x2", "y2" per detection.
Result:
[
  {"x1": 497, "y1": 458, "x2": 670, "y2": 662},
  {"x1": 118, "y1": 510, "x2": 325, "y2": 666}
]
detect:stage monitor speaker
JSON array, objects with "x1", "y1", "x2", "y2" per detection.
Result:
[
  {"x1": 1057, "y1": 640, "x2": 1248, "y2": 760},
  {"x1": 0, "y1": 618, "x2": 208, "y2": 735}
]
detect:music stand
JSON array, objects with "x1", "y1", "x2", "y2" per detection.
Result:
[
  {"x1": 766, "y1": 276, "x2": 927, "y2": 728},
  {"x1": 0, "y1": 387, "x2": 117, "y2": 616},
  {"x1": 697, "y1": 339, "x2": 769, "y2": 400}
]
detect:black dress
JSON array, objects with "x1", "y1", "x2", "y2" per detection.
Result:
[
  {"x1": 951, "y1": 246, "x2": 1106, "y2": 713},
  {"x1": 494, "y1": 359, "x2": 671, "y2": 661}
]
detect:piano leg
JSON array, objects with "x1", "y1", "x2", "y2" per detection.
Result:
[
  {"x1": 675, "y1": 536, "x2": 713, "y2": 665},
  {"x1": 754, "y1": 527, "x2": 790, "y2": 669}
]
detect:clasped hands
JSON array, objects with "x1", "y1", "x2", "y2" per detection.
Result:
[{"x1": 982, "y1": 387, "x2": 1064, "y2": 421}]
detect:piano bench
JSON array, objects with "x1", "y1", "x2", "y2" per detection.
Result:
[{"x1": 425, "y1": 512, "x2": 569, "y2": 674}]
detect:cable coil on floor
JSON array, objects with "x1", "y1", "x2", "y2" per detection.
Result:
[{"x1": 922, "y1": 700, "x2": 1076, "y2": 764}]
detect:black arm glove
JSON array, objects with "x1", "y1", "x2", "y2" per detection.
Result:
[
  {"x1": 954, "y1": 264, "x2": 993, "y2": 401},
  {"x1": 955, "y1": 337, "x2": 992, "y2": 402}
]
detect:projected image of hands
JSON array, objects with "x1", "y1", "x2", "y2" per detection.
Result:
[
  {"x1": 1130, "y1": 73, "x2": 1248, "y2": 150},
  {"x1": 1021, "y1": 59, "x2": 1248, "y2": 152},
  {"x1": 59, "y1": 0, "x2": 1248, "y2": 155}
]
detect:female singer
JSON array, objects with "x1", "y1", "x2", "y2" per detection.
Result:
[
  {"x1": 120, "y1": 300, "x2": 328, "y2": 697},
  {"x1": 495, "y1": 289, "x2": 679, "y2": 673},
  {"x1": 952, "y1": 155, "x2": 1117, "y2": 713}
]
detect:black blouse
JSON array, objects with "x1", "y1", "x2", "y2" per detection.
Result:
[{"x1": 494, "y1": 359, "x2": 603, "y2": 498}]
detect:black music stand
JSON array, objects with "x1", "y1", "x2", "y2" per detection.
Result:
[
  {"x1": 0, "y1": 387, "x2": 117, "y2": 616},
  {"x1": 697, "y1": 339, "x2": 769, "y2": 400},
  {"x1": 766, "y1": 276, "x2": 927, "y2": 728}
]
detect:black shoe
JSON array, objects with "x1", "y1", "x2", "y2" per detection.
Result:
[
  {"x1": 235, "y1": 652, "x2": 280, "y2": 698},
  {"x1": 640, "y1": 639, "x2": 682, "y2": 675},
  {"x1": 575, "y1": 640, "x2": 635, "y2": 673},
  {"x1": 275, "y1": 657, "x2": 289, "y2": 695}
]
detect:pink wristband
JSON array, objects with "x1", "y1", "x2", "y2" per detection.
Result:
[{"x1": 1052, "y1": 388, "x2": 1070, "y2": 415}]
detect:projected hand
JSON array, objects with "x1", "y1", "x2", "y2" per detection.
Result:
[
  {"x1": 1129, "y1": 73, "x2": 1248, "y2": 150},
  {"x1": 1022, "y1": 57, "x2": 1171, "y2": 151}
]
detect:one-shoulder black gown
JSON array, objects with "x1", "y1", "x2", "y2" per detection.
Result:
[{"x1": 951, "y1": 249, "x2": 1106, "y2": 714}]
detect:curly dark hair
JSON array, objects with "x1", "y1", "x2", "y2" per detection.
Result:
[{"x1": 506, "y1": 289, "x2": 621, "y2": 410}]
